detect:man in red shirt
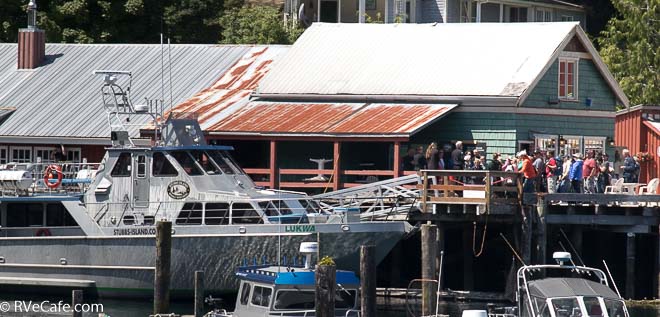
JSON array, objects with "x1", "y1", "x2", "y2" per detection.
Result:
[
  {"x1": 545, "y1": 150, "x2": 558, "y2": 193},
  {"x1": 582, "y1": 150, "x2": 598, "y2": 193},
  {"x1": 518, "y1": 150, "x2": 537, "y2": 192}
]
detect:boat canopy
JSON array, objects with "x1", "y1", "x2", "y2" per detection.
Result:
[
  {"x1": 527, "y1": 277, "x2": 619, "y2": 300},
  {"x1": 236, "y1": 265, "x2": 359, "y2": 286}
]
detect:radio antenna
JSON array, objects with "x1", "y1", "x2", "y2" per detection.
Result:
[{"x1": 168, "y1": 37, "x2": 173, "y2": 111}]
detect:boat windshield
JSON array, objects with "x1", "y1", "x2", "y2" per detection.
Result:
[
  {"x1": 206, "y1": 150, "x2": 245, "y2": 175},
  {"x1": 602, "y1": 299, "x2": 627, "y2": 317},
  {"x1": 583, "y1": 297, "x2": 604, "y2": 317},
  {"x1": 274, "y1": 289, "x2": 356, "y2": 310},
  {"x1": 550, "y1": 297, "x2": 583, "y2": 317}
]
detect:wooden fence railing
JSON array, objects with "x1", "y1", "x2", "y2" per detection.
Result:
[
  {"x1": 243, "y1": 168, "x2": 417, "y2": 189},
  {"x1": 417, "y1": 170, "x2": 523, "y2": 214}
]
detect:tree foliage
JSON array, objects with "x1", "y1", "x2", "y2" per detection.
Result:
[
  {"x1": 598, "y1": 0, "x2": 660, "y2": 105},
  {"x1": 219, "y1": 5, "x2": 302, "y2": 44}
]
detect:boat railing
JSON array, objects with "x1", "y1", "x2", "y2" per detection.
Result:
[
  {"x1": 85, "y1": 200, "x2": 331, "y2": 227},
  {"x1": 0, "y1": 162, "x2": 100, "y2": 196},
  {"x1": 265, "y1": 309, "x2": 360, "y2": 317},
  {"x1": 488, "y1": 314, "x2": 516, "y2": 317}
]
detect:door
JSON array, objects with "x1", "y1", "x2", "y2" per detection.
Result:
[
  {"x1": 133, "y1": 153, "x2": 150, "y2": 207},
  {"x1": 320, "y1": 1, "x2": 338, "y2": 22}
]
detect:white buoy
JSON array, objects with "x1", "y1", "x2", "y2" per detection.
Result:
[{"x1": 461, "y1": 310, "x2": 487, "y2": 317}]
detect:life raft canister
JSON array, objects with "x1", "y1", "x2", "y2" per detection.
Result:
[{"x1": 43, "y1": 164, "x2": 63, "y2": 189}]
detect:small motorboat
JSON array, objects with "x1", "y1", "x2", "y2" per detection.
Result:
[
  {"x1": 207, "y1": 242, "x2": 361, "y2": 317},
  {"x1": 464, "y1": 252, "x2": 629, "y2": 317}
]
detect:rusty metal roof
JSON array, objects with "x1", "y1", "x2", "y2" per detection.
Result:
[
  {"x1": 166, "y1": 46, "x2": 290, "y2": 131},
  {"x1": 207, "y1": 102, "x2": 457, "y2": 137}
]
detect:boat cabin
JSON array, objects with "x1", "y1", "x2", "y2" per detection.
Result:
[{"x1": 230, "y1": 265, "x2": 360, "y2": 317}]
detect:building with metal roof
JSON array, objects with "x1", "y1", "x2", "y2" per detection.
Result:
[
  {"x1": 0, "y1": 41, "x2": 269, "y2": 164},
  {"x1": 615, "y1": 105, "x2": 660, "y2": 185},
  {"x1": 165, "y1": 22, "x2": 626, "y2": 192}
]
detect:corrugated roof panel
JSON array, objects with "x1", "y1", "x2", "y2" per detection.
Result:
[
  {"x1": 0, "y1": 43, "x2": 257, "y2": 139},
  {"x1": 257, "y1": 22, "x2": 578, "y2": 97},
  {"x1": 209, "y1": 102, "x2": 456, "y2": 136}
]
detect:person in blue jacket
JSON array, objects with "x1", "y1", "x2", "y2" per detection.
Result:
[
  {"x1": 620, "y1": 149, "x2": 639, "y2": 183},
  {"x1": 569, "y1": 153, "x2": 584, "y2": 193}
]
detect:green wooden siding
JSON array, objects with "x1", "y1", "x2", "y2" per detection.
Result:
[
  {"x1": 522, "y1": 59, "x2": 617, "y2": 111},
  {"x1": 413, "y1": 111, "x2": 613, "y2": 157}
]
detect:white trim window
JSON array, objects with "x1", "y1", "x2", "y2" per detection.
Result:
[
  {"x1": 535, "y1": 134, "x2": 558, "y2": 153},
  {"x1": 10, "y1": 146, "x2": 32, "y2": 163},
  {"x1": 560, "y1": 15, "x2": 574, "y2": 21},
  {"x1": 35, "y1": 147, "x2": 55, "y2": 163},
  {"x1": 558, "y1": 58, "x2": 579, "y2": 100},
  {"x1": 535, "y1": 8, "x2": 552, "y2": 22},
  {"x1": 66, "y1": 147, "x2": 82, "y2": 163},
  {"x1": 0, "y1": 146, "x2": 7, "y2": 164},
  {"x1": 584, "y1": 137, "x2": 606, "y2": 154}
]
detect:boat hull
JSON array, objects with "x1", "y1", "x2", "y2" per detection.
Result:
[{"x1": 0, "y1": 222, "x2": 405, "y2": 298}]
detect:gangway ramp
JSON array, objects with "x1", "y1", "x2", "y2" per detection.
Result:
[{"x1": 313, "y1": 174, "x2": 422, "y2": 221}]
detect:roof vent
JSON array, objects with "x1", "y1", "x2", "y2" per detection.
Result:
[{"x1": 18, "y1": 0, "x2": 45, "y2": 69}]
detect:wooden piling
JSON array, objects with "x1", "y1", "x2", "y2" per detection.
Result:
[
  {"x1": 71, "y1": 290, "x2": 82, "y2": 317},
  {"x1": 194, "y1": 270, "x2": 205, "y2": 317},
  {"x1": 422, "y1": 224, "x2": 438, "y2": 316},
  {"x1": 536, "y1": 195, "x2": 547, "y2": 265},
  {"x1": 154, "y1": 221, "x2": 172, "y2": 315},
  {"x1": 315, "y1": 263, "x2": 336, "y2": 317},
  {"x1": 360, "y1": 245, "x2": 376, "y2": 317},
  {"x1": 437, "y1": 223, "x2": 445, "y2": 290},
  {"x1": 626, "y1": 232, "x2": 636, "y2": 299},
  {"x1": 462, "y1": 226, "x2": 474, "y2": 291}
]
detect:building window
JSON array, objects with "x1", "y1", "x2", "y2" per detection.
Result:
[
  {"x1": 66, "y1": 148, "x2": 81, "y2": 163},
  {"x1": 10, "y1": 146, "x2": 32, "y2": 163},
  {"x1": 584, "y1": 137, "x2": 606, "y2": 154},
  {"x1": 561, "y1": 136, "x2": 582, "y2": 156},
  {"x1": 561, "y1": 15, "x2": 574, "y2": 21},
  {"x1": 35, "y1": 147, "x2": 55, "y2": 163},
  {"x1": 0, "y1": 146, "x2": 7, "y2": 165},
  {"x1": 558, "y1": 58, "x2": 578, "y2": 100},
  {"x1": 535, "y1": 135, "x2": 558, "y2": 153},
  {"x1": 509, "y1": 7, "x2": 528, "y2": 22},
  {"x1": 535, "y1": 8, "x2": 552, "y2": 22}
]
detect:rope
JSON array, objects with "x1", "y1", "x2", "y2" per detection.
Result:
[
  {"x1": 472, "y1": 213, "x2": 488, "y2": 257},
  {"x1": 499, "y1": 232, "x2": 527, "y2": 266}
]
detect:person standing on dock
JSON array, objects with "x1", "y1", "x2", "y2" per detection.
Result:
[
  {"x1": 518, "y1": 150, "x2": 536, "y2": 192},
  {"x1": 582, "y1": 151, "x2": 598, "y2": 193},
  {"x1": 425, "y1": 142, "x2": 439, "y2": 170},
  {"x1": 545, "y1": 151, "x2": 558, "y2": 193},
  {"x1": 533, "y1": 150, "x2": 546, "y2": 192},
  {"x1": 402, "y1": 148, "x2": 416, "y2": 171},
  {"x1": 451, "y1": 141, "x2": 464, "y2": 170},
  {"x1": 621, "y1": 149, "x2": 639, "y2": 183},
  {"x1": 569, "y1": 153, "x2": 584, "y2": 193}
]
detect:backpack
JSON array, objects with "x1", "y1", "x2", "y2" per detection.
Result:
[{"x1": 553, "y1": 156, "x2": 563, "y2": 176}]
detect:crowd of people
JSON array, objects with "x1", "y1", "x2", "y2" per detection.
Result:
[{"x1": 402, "y1": 141, "x2": 641, "y2": 193}]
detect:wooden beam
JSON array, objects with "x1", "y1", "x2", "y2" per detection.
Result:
[
  {"x1": 279, "y1": 168, "x2": 334, "y2": 175},
  {"x1": 545, "y1": 215, "x2": 660, "y2": 226},
  {"x1": 269, "y1": 140, "x2": 278, "y2": 189},
  {"x1": 393, "y1": 142, "x2": 401, "y2": 178},
  {"x1": 412, "y1": 213, "x2": 519, "y2": 223},
  {"x1": 333, "y1": 141, "x2": 341, "y2": 191},
  {"x1": 626, "y1": 232, "x2": 636, "y2": 299}
]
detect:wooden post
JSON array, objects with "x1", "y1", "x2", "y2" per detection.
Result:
[
  {"x1": 536, "y1": 195, "x2": 547, "y2": 265},
  {"x1": 315, "y1": 263, "x2": 336, "y2": 317},
  {"x1": 333, "y1": 141, "x2": 341, "y2": 191},
  {"x1": 421, "y1": 224, "x2": 438, "y2": 316},
  {"x1": 421, "y1": 171, "x2": 429, "y2": 213},
  {"x1": 393, "y1": 142, "x2": 401, "y2": 178},
  {"x1": 154, "y1": 221, "x2": 172, "y2": 315},
  {"x1": 194, "y1": 270, "x2": 205, "y2": 317},
  {"x1": 71, "y1": 290, "x2": 82, "y2": 317},
  {"x1": 626, "y1": 232, "x2": 636, "y2": 299},
  {"x1": 360, "y1": 245, "x2": 376, "y2": 317},
  {"x1": 436, "y1": 223, "x2": 445, "y2": 290},
  {"x1": 269, "y1": 140, "x2": 278, "y2": 189}
]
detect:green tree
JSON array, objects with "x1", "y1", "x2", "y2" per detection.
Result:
[
  {"x1": 219, "y1": 5, "x2": 302, "y2": 44},
  {"x1": 599, "y1": 0, "x2": 660, "y2": 105}
]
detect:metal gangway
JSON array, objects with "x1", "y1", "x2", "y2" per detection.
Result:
[{"x1": 313, "y1": 174, "x2": 423, "y2": 221}]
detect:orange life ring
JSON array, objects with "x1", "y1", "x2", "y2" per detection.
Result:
[
  {"x1": 35, "y1": 228, "x2": 51, "y2": 236},
  {"x1": 43, "y1": 164, "x2": 63, "y2": 189}
]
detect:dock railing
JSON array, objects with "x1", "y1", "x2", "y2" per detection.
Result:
[{"x1": 416, "y1": 170, "x2": 523, "y2": 215}]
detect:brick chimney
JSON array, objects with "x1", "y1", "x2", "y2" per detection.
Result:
[{"x1": 17, "y1": 0, "x2": 45, "y2": 69}]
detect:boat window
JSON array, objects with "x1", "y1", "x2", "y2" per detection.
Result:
[
  {"x1": 46, "y1": 203, "x2": 76, "y2": 226},
  {"x1": 6, "y1": 203, "x2": 43, "y2": 227},
  {"x1": 222, "y1": 151, "x2": 245, "y2": 175},
  {"x1": 239, "y1": 282, "x2": 251, "y2": 305},
  {"x1": 170, "y1": 151, "x2": 203, "y2": 176},
  {"x1": 274, "y1": 201, "x2": 292, "y2": 215},
  {"x1": 302, "y1": 200, "x2": 321, "y2": 214},
  {"x1": 232, "y1": 203, "x2": 263, "y2": 224},
  {"x1": 189, "y1": 150, "x2": 221, "y2": 175},
  {"x1": 251, "y1": 286, "x2": 272, "y2": 307},
  {"x1": 603, "y1": 299, "x2": 627, "y2": 317},
  {"x1": 205, "y1": 203, "x2": 230, "y2": 225},
  {"x1": 176, "y1": 203, "x2": 203, "y2": 225},
  {"x1": 152, "y1": 152, "x2": 178, "y2": 177},
  {"x1": 534, "y1": 297, "x2": 551, "y2": 317},
  {"x1": 274, "y1": 290, "x2": 357, "y2": 310},
  {"x1": 583, "y1": 297, "x2": 604, "y2": 317},
  {"x1": 136, "y1": 155, "x2": 146, "y2": 178},
  {"x1": 207, "y1": 150, "x2": 234, "y2": 175},
  {"x1": 111, "y1": 152, "x2": 132, "y2": 177},
  {"x1": 551, "y1": 298, "x2": 582, "y2": 317},
  {"x1": 258, "y1": 201, "x2": 280, "y2": 217}
]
